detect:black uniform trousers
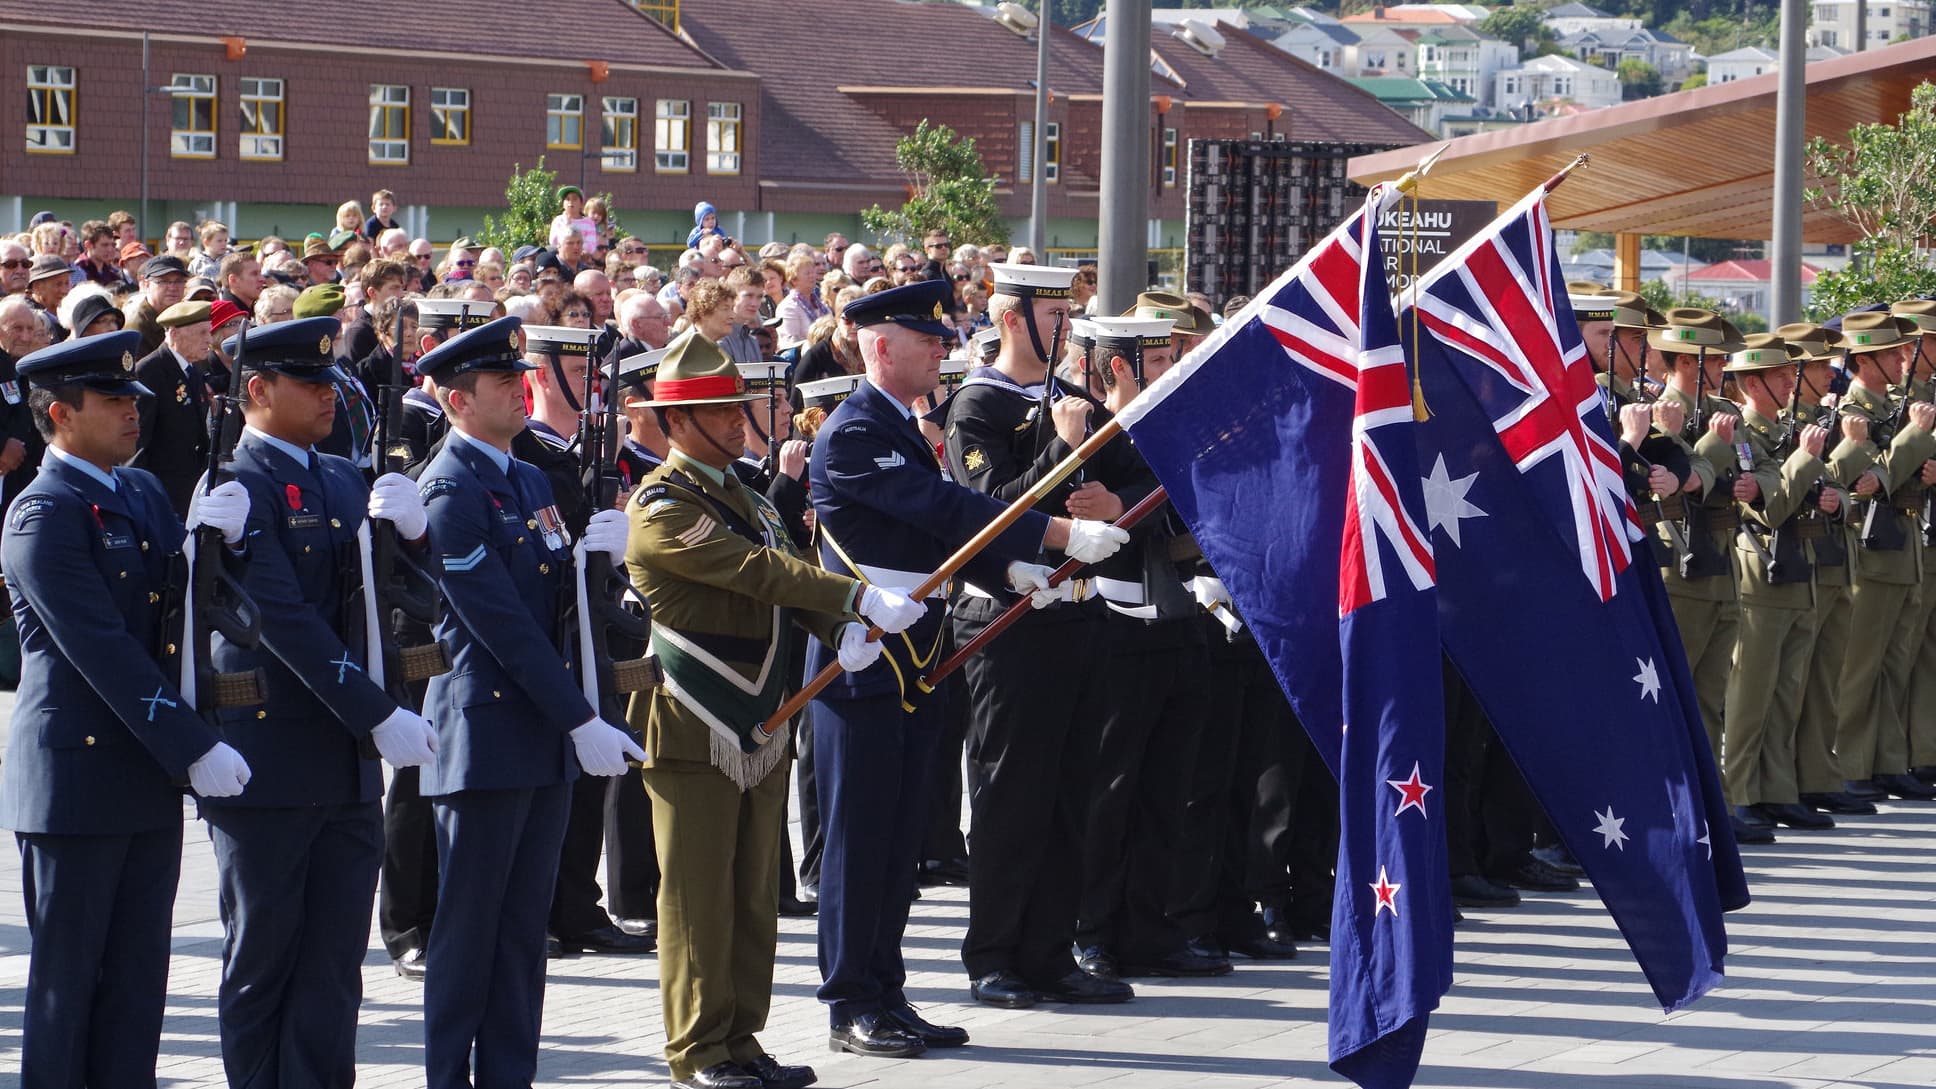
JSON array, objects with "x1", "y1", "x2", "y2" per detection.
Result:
[
  {"x1": 424, "y1": 784, "x2": 571, "y2": 1089},
  {"x1": 1076, "y1": 613, "x2": 1208, "y2": 960},
  {"x1": 379, "y1": 765, "x2": 439, "y2": 959},
  {"x1": 604, "y1": 770, "x2": 659, "y2": 920},
  {"x1": 16, "y1": 826, "x2": 183, "y2": 1089},
  {"x1": 1172, "y1": 620, "x2": 1287, "y2": 944},
  {"x1": 958, "y1": 606, "x2": 1109, "y2": 983},
  {"x1": 204, "y1": 802, "x2": 383, "y2": 1089},
  {"x1": 921, "y1": 676, "x2": 971, "y2": 868},
  {"x1": 777, "y1": 646, "x2": 812, "y2": 900},
  {"x1": 811, "y1": 690, "x2": 943, "y2": 1019},
  {"x1": 550, "y1": 775, "x2": 621, "y2": 939}
]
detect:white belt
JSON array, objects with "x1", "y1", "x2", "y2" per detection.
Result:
[
  {"x1": 857, "y1": 563, "x2": 947, "y2": 600},
  {"x1": 1096, "y1": 576, "x2": 1160, "y2": 620},
  {"x1": 960, "y1": 577, "x2": 1097, "y2": 605},
  {"x1": 1191, "y1": 576, "x2": 1244, "y2": 635}
]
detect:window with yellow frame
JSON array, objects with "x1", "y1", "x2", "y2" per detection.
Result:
[
  {"x1": 369, "y1": 84, "x2": 410, "y2": 164},
  {"x1": 239, "y1": 77, "x2": 284, "y2": 160},
  {"x1": 169, "y1": 74, "x2": 217, "y2": 158},
  {"x1": 26, "y1": 65, "x2": 76, "y2": 154},
  {"x1": 547, "y1": 93, "x2": 584, "y2": 150},
  {"x1": 431, "y1": 87, "x2": 471, "y2": 145}
]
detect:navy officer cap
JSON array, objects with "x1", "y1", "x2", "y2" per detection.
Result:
[
  {"x1": 414, "y1": 315, "x2": 536, "y2": 381},
  {"x1": 16, "y1": 329, "x2": 153, "y2": 398},
  {"x1": 841, "y1": 279, "x2": 953, "y2": 339},
  {"x1": 223, "y1": 316, "x2": 346, "y2": 384}
]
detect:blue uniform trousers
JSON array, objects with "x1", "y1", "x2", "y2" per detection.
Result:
[
  {"x1": 204, "y1": 801, "x2": 383, "y2": 1089},
  {"x1": 810, "y1": 691, "x2": 942, "y2": 1020},
  {"x1": 16, "y1": 825, "x2": 183, "y2": 1089},
  {"x1": 424, "y1": 784, "x2": 571, "y2": 1089}
]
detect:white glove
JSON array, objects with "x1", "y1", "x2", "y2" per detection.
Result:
[
  {"x1": 368, "y1": 472, "x2": 428, "y2": 540},
  {"x1": 186, "y1": 479, "x2": 250, "y2": 545},
  {"x1": 187, "y1": 741, "x2": 252, "y2": 798},
  {"x1": 582, "y1": 508, "x2": 630, "y2": 567},
  {"x1": 1063, "y1": 518, "x2": 1130, "y2": 564},
  {"x1": 1007, "y1": 561, "x2": 1063, "y2": 610},
  {"x1": 859, "y1": 584, "x2": 927, "y2": 634},
  {"x1": 837, "y1": 622, "x2": 884, "y2": 672},
  {"x1": 370, "y1": 705, "x2": 438, "y2": 768},
  {"x1": 571, "y1": 715, "x2": 645, "y2": 777},
  {"x1": 1192, "y1": 576, "x2": 1233, "y2": 612}
]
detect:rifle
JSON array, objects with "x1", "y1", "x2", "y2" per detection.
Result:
[
  {"x1": 358, "y1": 304, "x2": 451, "y2": 703},
  {"x1": 1674, "y1": 348, "x2": 1732, "y2": 580},
  {"x1": 179, "y1": 324, "x2": 267, "y2": 718},
  {"x1": 1764, "y1": 346, "x2": 1820, "y2": 585},
  {"x1": 571, "y1": 331, "x2": 658, "y2": 728}
]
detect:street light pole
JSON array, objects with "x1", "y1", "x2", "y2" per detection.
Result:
[
  {"x1": 1027, "y1": 1, "x2": 1050, "y2": 255},
  {"x1": 1097, "y1": 1, "x2": 1151, "y2": 312}
]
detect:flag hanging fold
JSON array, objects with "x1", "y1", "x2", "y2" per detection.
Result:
[
  {"x1": 1401, "y1": 185, "x2": 1750, "y2": 1013},
  {"x1": 1119, "y1": 187, "x2": 1453, "y2": 1089}
]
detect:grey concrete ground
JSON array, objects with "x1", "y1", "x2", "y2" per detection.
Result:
[{"x1": 2, "y1": 682, "x2": 1933, "y2": 1088}]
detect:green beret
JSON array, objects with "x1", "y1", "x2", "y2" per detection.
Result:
[{"x1": 292, "y1": 284, "x2": 346, "y2": 319}]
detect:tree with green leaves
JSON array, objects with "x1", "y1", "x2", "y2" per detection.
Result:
[
  {"x1": 475, "y1": 158, "x2": 624, "y2": 254},
  {"x1": 1639, "y1": 280, "x2": 1769, "y2": 334},
  {"x1": 1477, "y1": 4, "x2": 1556, "y2": 53},
  {"x1": 1804, "y1": 81, "x2": 1936, "y2": 318},
  {"x1": 861, "y1": 120, "x2": 1009, "y2": 248},
  {"x1": 1616, "y1": 59, "x2": 1663, "y2": 100}
]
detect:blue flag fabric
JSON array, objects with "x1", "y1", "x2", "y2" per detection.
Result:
[
  {"x1": 1119, "y1": 187, "x2": 1453, "y2": 1089},
  {"x1": 1401, "y1": 186, "x2": 1749, "y2": 1012}
]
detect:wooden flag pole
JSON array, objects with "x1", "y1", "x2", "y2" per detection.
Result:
[{"x1": 761, "y1": 416, "x2": 1126, "y2": 732}]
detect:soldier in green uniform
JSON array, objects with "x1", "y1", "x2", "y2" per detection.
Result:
[
  {"x1": 1718, "y1": 334, "x2": 1836, "y2": 835},
  {"x1": 1649, "y1": 308, "x2": 1744, "y2": 770},
  {"x1": 1827, "y1": 311, "x2": 1936, "y2": 802},
  {"x1": 1778, "y1": 323, "x2": 1873, "y2": 816},
  {"x1": 623, "y1": 331, "x2": 925, "y2": 1089},
  {"x1": 1888, "y1": 298, "x2": 1936, "y2": 785}
]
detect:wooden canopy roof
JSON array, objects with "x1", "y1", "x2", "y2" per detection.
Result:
[{"x1": 1348, "y1": 36, "x2": 1936, "y2": 242}]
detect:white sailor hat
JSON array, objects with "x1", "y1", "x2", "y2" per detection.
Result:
[
  {"x1": 1088, "y1": 315, "x2": 1175, "y2": 349},
  {"x1": 615, "y1": 345, "x2": 673, "y2": 403},
  {"x1": 970, "y1": 325, "x2": 1002, "y2": 362},
  {"x1": 737, "y1": 361, "x2": 789, "y2": 391},
  {"x1": 796, "y1": 373, "x2": 863, "y2": 411},
  {"x1": 1568, "y1": 294, "x2": 1621, "y2": 324},
  {"x1": 416, "y1": 297, "x2": 497, "y2": 333},
  {"x1": 1068, "y1": 317, "x2": 1098, "y2": 347},
  {"x1": 524, "y1": 324, "x2": 596, "y2": 357},
  {"x1": 990, "y1": 262, "x2": 1078, "y2": 299},
  {"x1": 939, "y1": 356, "x2": 968, "y2": 389}
]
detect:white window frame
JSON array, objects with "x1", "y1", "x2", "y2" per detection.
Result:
[
  {"x1": 369, "y1": 84, "x2": 410, "y2": 164},
  {"x1": 547, "y1": 92, "x2": 584, "y2": 150},
  {"x1": 602, "y1": 96, "x2": 639, "y2": 172},
  {"x1": 169, "y1": 73, "x2": 217, "y2": 158},
  {"x1": 26, "y1": 64, "x2": 76, "y2": 154},
  {"x1": 705, "y1": 101, "x2": 742, "y2": 175},
  {"x1": 430, "y1": 87, "x2": 471, "y2": 146},
  {"x1": 238, "y1": 77, "x2": 284, "y2": 161},
  {"x1": 1044, "y1": 120, "x2": 1060, "y2": 183},
  {"x1": 655, "y1": 98, "x2": 690, "y2": 173}
]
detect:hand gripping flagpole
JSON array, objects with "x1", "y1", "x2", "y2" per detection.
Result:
[
  {"x1": 918, "y1": 485, "x2": 1171, "y2": 691},
  {"x1": 760, "y1": 417, "x2": 1127, "y2": 733}
]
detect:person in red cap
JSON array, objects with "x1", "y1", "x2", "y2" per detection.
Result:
[{"x1": 206, "y1": 299, "x2": 248, "y2": 395}]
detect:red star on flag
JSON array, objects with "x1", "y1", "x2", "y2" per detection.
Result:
[
  {"x1": 1386, "y1": 761, "x2": 1433, "y2": 818},
  {"x1": 1371, "y1": 866, "x2": 1401, "y2": 917}
]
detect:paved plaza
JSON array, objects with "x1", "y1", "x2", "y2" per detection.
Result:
[{"x1": 3, "y1": 720, "x2": 1934, "y2": 1087}]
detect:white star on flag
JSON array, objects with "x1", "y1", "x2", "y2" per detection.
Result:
[
  {"x1": 1594, "y1": 805, "x2": 1629, "y2": 850},
  {"x1": 1633, "y1": 657, "x2": 1661, "y2": 703},
  {"x1": 1421, "y1": 454, "x2": 1486, "y2": 548},
  {"x1": 1370, "y1": 866, "x2": 1402, "y2": 917}
]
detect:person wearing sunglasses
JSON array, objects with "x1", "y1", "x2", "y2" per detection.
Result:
[{"x1": 0, "y1": 239, "x2": 33, "y2": 296}]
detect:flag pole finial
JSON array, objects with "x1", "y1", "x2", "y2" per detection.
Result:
[
  {"x1": 1393, "y1": 145, "x2": 1447, "y2": 196},
  {"x1": 1542, "y1": 154, "x2": 1591, "y2": 194}
]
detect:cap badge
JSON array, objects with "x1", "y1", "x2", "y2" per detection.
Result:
[
  {"x1": 932, "y1": 302, "x2": 944, "y2": 319},
  {"x1": 121, "y1": 351, "x2": 135, "y2": 370},
  {"x1": 318, "y1": 336, "x2": 332, "y2": 354}
]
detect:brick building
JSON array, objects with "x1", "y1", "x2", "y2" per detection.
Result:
[{"x1": 5, "y1": 0, "x2": 1428, "y2": 251}]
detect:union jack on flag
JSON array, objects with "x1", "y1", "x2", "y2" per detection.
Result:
[{"x1": 1410, "y1": 190, "x2": 1640, "y2": 602}]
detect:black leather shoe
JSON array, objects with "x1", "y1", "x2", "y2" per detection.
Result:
[
  {"x1": 1753, "y1": 801, "x2": 1833, "y2": 830},
  {"x1": 969, "y1": 969, "x2": 1037, "y2": 1009},
  {"x1": 1029, "y1": 968, "x2": 1135, "y2": 1003},
  {"x1": 778, "y1": 895, "x2": 819, "y2": 918},
  {"x1": 1184, "y1": 938, "x2": 1234, "y2": 971},
  {"x1": 742, "y1": 1053, "x2": 817, "y2": 1089},
  {"x1": 918, "y1": 857, "x2": 970, "y2": 886},
  {"x1": 1913, "y1": 765, "x2": 1936, "y2": 786},
  {"x1": 1224, "y1": 933, "x2": 1298, "y2": 960},
  {"x1": 613, "y1": 916, "x2": 658, "y2": 939},
  {"x1": 546, "y1": 934, "x2": 567, "y2": 959},
  {"x1": 1844, "y1": 778, "x2": 1888, "y2": 801},
  {"x1": 1450, "y1": 873, "x2": 1520, "y2": 908},
  {"x1": 884, "y1": 1004, "x2": 969, "y2": 1047},
  {"x1": 1530, "y1": 843, "x2": 1586, "y2": 877},
  {"x1": 1075, "y1": 944, "x2": 1120, "y2": 979},
  {"x1": 1802, "y1": 791, "x2": 1878, "y2": 815},
  {"x1": 828, "y1": 1010, "x2": 927, "y2": 1058},
  {"x1": 1494, "y1": 860, "x2": 1579, "y2": 892},
  {"x1": 1874, "y1": 773, "x2": 1936, "y2": 800},
  {"x1": 672, "y1": 1061, "x2": 762, "y2": 1089},
  {"x1": 1729, "y1": 814, "x2": 1775, "y2": 845},
  {"x1": 1732, "y1": 804, "x2": 1774, "y2": 829},
  {"x1": 1118, "y1": 947, "x2": 1232, "y2": 978},
  {"x1": 393, "y1": 946, "x2": 427, "y2": 980},
  {"x1": 557, "y1": 924, "x2": 655, "y2": 955}
]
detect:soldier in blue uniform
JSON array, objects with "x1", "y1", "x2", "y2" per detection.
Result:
[
  {"x1": 808, "y1": 280, "x2": 1129, "y2": 1056},
  {"x1": 200, "y1": 316, "x2": 442, "y2": 1087},
  {"x1": 1, "y1": 329, "x2": 255, "y2": 1089},
  {"x1": 412, "y1": 315, "x2": 644, "y2": 1089}
]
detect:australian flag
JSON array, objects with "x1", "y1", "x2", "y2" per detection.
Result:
[
  {"x1": 1401, "y1": 185, "x2": 1750, "y2": 1011},
  {"x1": 1119, "y1": 187, "x2": 1453, "y2": 1089}
]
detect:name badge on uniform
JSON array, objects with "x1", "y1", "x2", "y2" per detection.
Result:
[
  {"x1": 102, "y1": 533, "x2": 134, "y2": 550},
  {"x1": 287, "y1": 514, "x2": 322, "y2": 530},
  {"x1": 533, "y1": 504, "x2": 567, "y2": 551},
  {"x1": 0, "y1": 380, "x2": 20, "y2": 406}
]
